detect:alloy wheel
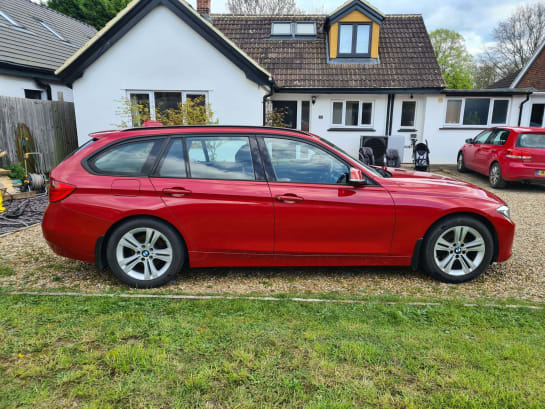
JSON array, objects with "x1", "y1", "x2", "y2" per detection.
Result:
[
  {"x1": 490, "y1": 164, "x2": 501, "y2": 186},
  {"x1": 115, "y1": 228, "x2": 173, "y2": 280},
  {"x1": 457, "y1": 154, "x2": 463, "y2": 171},
  {"x1": 433, "y1": 226, "x2": 486, "y2": 276}
]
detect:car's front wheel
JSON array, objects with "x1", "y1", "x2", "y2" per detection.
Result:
[
  {"x1": 106, "y1": 218, "x2": 185, "y2": 288},
  {"x1": 457, "y1": 152, "x2": 468, "y2": 173},
  {"x1": 422, "y1": 216, "x2": 494, "y2": 283}
]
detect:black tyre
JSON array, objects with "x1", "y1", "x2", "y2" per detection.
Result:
[
  {"x1": 457, "y1": 152, "x2": 468, "y2": 173},
  {"x1": 422, "y1": 216, "x2": 494, "y2": 283},
  {"x1": 489, "y1": 162, "x2": 507, "y2": 189},
  {"x1": 106, "y1": 217, "x2": 185, "y2": 288}
]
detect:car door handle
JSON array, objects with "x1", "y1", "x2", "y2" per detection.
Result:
[
  {"x1": 276, "y1": 194, "x2": 304, "y2": 203},
  {"x1": 162, "y1": 187, "x2": 192, "y2": 197}
]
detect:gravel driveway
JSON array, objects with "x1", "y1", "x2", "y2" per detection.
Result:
[{"x1": 1, "y1": 168, "x2": 544, "y2": 301}]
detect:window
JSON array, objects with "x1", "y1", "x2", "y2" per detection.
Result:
[
  {"x1": 517, "y1": 133, "x2": 545, "y2": 149},
  {"x1": 331, "y1": 100, "x2": 374, "y2": 127},
  {"x1": 39, "y1": 20, "x2": 65, "y2": 40},
  {"x1": 187, "y1": 137, "x2": 255, "y2": 180},
  {"x1": 530, "y1": 104, "x2": 545, "y2": 127},
  {"x1": 488, "y1": 129, "x2": 510, "y2": 146},
  {"x1": 127, "y1": 91, "x2": 208, "y2": 126},
  {"x1": 301, "y1": 101, "x2": 310, "y2": 132},
  {"x1": 264, "y1": 138, "x2": 349, "y2": 184},
  {"x1": 271, "y1": 22, "x2": 291, "y2": 35},
  {"x1": 491, "y1": 100, "x2": 509, "y2": 124},
  {"x1": 24, "y1": 89, "x2": 42, "y2": 100},
  {"x1": 271, "y1": 22, "x2": 316, "y2": 37},
  {"x1": 445, "y1": 100, "x2": 462, "y2": 124},
  {"x1": 157, "y1": 139, "x2": 187, "y2": 178},
  {"x1": 444, "y1": 98, "x2": 510, "y2": 127},
  {"x1": 0, "y1": 10, "x2": 20, "y2": 26},
  {"x1": 338, "y1": 23, "x2": 372, "y2": 57},
  {"x1": 473, "y1": 130, "x2": 493, "y2": 144},
  {"x1": 401, "y1": 101, "x2": 416, "y2": 127},
  {"x1": 92, "y1": 140, "x2": 161, "y2": 175}
]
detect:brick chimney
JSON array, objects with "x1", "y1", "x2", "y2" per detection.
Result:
[{"x1": 197, "y1": 0, "x2": 210, "y2": 17}]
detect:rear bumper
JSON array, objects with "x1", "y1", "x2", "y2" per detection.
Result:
[
  {"x1": 42, "y1": 202, "x2": 109, "y2": 263},
  {"x1": 502, "y1": 161, "x2": 545, "y2": 182}
]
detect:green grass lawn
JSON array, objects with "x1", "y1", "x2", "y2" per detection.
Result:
[{"x1": 1, "y1": 295, "x2": 544, "y2": 409}]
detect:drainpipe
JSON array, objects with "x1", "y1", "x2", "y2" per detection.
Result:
[
  {"x1": 518, "y1": 92, "x2": 531, "y2": 126},
  {"x1": 262, "y1": 79, "x2": 275, "y2": 126},
  {"x1": 385, "y1": 94, "x2": 392, "y2": 135},
  {"x1": 34, "y1": 78, "x2": 52, "y2": 100}
]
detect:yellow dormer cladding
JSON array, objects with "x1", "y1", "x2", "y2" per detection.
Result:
[{"x1": 329, "y1": 9, "x2": 380, "y2": 59}]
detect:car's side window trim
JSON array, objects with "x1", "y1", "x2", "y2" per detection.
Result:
[
  {"x1": 149, "y1": 136, "x2": 189, "y2": 179},
  {"x1": 256, "y1": 134, "x2": 372, "y2": 186},
  {"x1": 249, "y1": 135, "x2": 266, "y2": 182},
  {"x1": 83, "y1": 136, "x2": 167, "y2": 177}
]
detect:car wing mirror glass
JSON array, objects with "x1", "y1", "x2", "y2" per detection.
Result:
[
  {"x1": 349, "y1": 167, "x2": 366, "y2": 185},
  {"x1": 465, "y1": 138, "x2": 474, "y2": 144}
]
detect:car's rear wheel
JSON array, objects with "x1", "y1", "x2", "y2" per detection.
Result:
[
  {"x1": 489, "y1": 162, "x2": 507, "y2": 188},
  {"x1": 457, "y1": 152, "x2": 468, "y2": 173},
  {"x1": 422, "y1": 216, "x2": 494, "y2": 283},
  {"x1": 106, "y1": 218, "x2": 184, "y2": 288}
]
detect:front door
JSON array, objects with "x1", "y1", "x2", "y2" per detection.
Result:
[
  {"x1": 149, "y1": 135, "x2": 274, "y2": 253},
  {"x1": 260, "y1": 136, "x2": 395, "y2": 256},
  {"x1": 465, "y1": 129, "x2": 493, "y2": 172},
  {"x1": 272, "y1": 101, "x2": 298, "y2": 129}
]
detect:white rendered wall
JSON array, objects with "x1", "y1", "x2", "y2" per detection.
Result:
[
  {"x1": 0, "y1": 74, "x2": 73, "y2": 101},
  {"x1": 71, "y1": 5, "x2": 266, "y2": 144}
]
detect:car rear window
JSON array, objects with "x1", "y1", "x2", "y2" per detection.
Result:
[{"x1": 517, "y1": 133, "x2": 545, "y2": 149}]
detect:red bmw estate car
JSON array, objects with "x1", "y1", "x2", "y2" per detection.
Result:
[
  {"x1": 42, "y1": 126, "x2": 515, "y2": 288},
  {"x1": 457, "y1": 126, "x2": 545, "y2": 188}
]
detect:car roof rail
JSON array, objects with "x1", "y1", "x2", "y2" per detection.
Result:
[{"x1": 119, "y1": 124, "x2": 313, "y2": 137}]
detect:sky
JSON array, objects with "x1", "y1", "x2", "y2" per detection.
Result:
[{"x1": 195, "y1": 0, "x2": 531, "y2": 55}]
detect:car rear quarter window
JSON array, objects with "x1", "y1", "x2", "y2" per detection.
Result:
[
  {"x1": 517, "y1": 133, "x2": 545, "y2": 149},
  {"x1": 91, "y1": 139, "x2": 162, "y2": 175},
  {"x1": 157, "y1": 139, "x2": 187, "y2": 178},
  {"x1": 186, "y1": 136, "x2": 255, "y2": 181}
]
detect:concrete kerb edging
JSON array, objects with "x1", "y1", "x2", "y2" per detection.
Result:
[{"x1": 5, "y1": 291, "x2": 543, "y2": 310}]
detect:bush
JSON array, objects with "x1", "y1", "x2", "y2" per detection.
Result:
[{"x1": 6, "y1": 163, "x2": 26, "y2": 180}]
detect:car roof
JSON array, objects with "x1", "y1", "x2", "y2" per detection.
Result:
[
  {"x1": 492, "y1": 126, "x2": 545, "y2": 133},
  {"x1": 90, "y1": 125, "x2": 319, "y2": 142}
]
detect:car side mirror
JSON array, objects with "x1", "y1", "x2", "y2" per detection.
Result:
[
  {"x1": 465, "y1": 138, "x2": 474, "y2": 144},
  {"x1": 349, "y1": 167, "x2": 366, "y2": 185}
]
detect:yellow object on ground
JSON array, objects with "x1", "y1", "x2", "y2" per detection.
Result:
[{"x1": 0, "y1": 191, "x2": 5, "y2": 213}]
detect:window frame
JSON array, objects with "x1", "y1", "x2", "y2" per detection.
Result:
[
  {"x1": 257, "y1": 134, "x2": 359, "y2": 186},
  {"x1": 443, "y1": 97, "x2": 510, "y2": 127},
  {"x1": 337, "y1": 22, "x2": 372, "y2": 58},
  {"x1": 126, "y1": 90, "x2": 209, "y2": 126},
  {"x1": 400, "y1": 100, "x2": 417, "y2": 129},
  {"x1": 330, "y1": 99, "x2": 375, "y2": 128},
  {"x1": 529, "y1": 103, "x2": 545, "y2": 127},
  {"x1": 270, "y1": 21, "x2": 317, "y2": 38}
]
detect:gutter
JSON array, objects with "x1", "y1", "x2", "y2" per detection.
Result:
[
  {"x1": 262, "y1": 79, "x2": 275, "y2": 126},
  {"x1": 518, "y1": 92, "x2": 531, "y2": 126}
]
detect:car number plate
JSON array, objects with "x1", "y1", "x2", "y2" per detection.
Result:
[{"x1": 537, "y1": 170, "x2": 545, "y2": 176}]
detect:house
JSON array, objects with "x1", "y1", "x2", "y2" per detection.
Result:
[
  {"x1": 0, "y1": 0, "x2": 96, "y2": 101},
  {"x1": 53, "y1": 0, "x2": 534, "y2": 164},
  {"x1": 489, "y1": 40, "x2": 545, "y2": 129}
]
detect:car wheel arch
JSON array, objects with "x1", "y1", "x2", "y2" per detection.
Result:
[
  {"x1": 95, "y1": 214, "x2": 189, "y2": 271},
  {"x1": 419, "y1": 211, "x2": 499, "y2": 265}
]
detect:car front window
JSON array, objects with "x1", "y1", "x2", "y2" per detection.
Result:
[{"x1": 320, "y1": 137, "x2": 383, "y2": 178}]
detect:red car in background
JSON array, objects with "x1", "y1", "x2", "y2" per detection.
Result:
[
  {"x1": 42, "y1": 126, "x2": 515, "y2": 288},
  {"x1": 457, "y1": 126, "x2": 545, "y2": 188}
]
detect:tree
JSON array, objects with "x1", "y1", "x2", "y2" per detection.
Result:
[
  {"x1": 482, "y1": 1, "x2": 545, "y2": 81},
  {"x1": 429, "y1": 29, "x2": 474, "y2": 89},
  {"x1": 46, "y1": 0, "x2": 131, "y2": 30},
  {"x1": 227, "y1": 0, "x2": 300, "y2": 15}
]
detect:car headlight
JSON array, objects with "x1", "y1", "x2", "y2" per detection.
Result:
[{"x1": 496, "y1": 205, "x2": 510, "y2": 220}]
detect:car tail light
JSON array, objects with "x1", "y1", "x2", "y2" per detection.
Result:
[
  {"x1": 49, "y1": 178, "x2": 76, "y2": 202},
  {"x1": 505, "y1": 149, "x2": 532, "y2": 160}
]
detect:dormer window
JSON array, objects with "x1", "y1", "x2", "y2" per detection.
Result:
[
  {"x1": 338, "y1": 23, "x2": 371, "y2": 57},
  {"x1": 271, "y1": 22, "x2": 316, "y2": 38}
]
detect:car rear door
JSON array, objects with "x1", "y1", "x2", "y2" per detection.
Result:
[
  {"x1": 259, "y1": 135, "x2": 395, "y2": 256},
  {"x1": 149, "y1": 135, "x2": 274, "y2": 254}
]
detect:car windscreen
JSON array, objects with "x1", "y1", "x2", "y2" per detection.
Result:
[
  {"x1": 320, "y1": 137, "x2": 383, "y2": 178},
  {"x1": 517, "y1": 133, "x2": 545, "y2": 149}
]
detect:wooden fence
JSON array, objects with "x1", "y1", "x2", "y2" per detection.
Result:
[{"x1": 0, "y1": 96, "x2": 78, "y2": 172}]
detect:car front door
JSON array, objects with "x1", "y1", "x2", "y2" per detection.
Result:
[
  {"x1": 260, "y1": 136, "x2": 395, "y2": 256},
  {"x1": 465, "y1": 129, "x2": 493, "y2": 173},
  {"x1": 149, "y1": 135, "x2": 274, "y2": 254}
]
